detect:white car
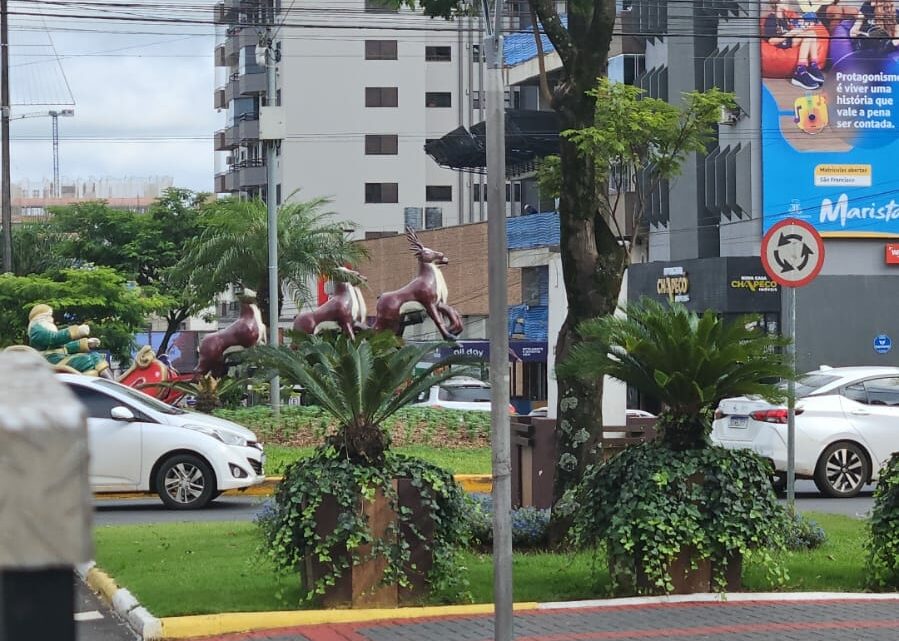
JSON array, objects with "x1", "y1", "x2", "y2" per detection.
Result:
[
  {"x1": 711, "y1": 365, "x2": 899, "y2": 498},
  {"x1": 60, "y1": 374, "x2": 265, "y2": 509},
  {"x1": 414, "y1": 376, "x2": 515, "y2": 413}
]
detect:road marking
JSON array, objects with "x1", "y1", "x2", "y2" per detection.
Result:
[{"x1": 75, "y1": 610, "x2": 104, "y2": 622}]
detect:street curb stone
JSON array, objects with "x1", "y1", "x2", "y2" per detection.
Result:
[{"x1": 77, "y1": 561, "x2": 164, "y2": 640}]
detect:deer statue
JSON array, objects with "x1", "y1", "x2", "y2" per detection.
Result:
[
  {"x1": 195, "y1": 296, "x2": 267, "y2": 377},
  {"x1": 373, "y1": 227, "x2": 464, "y2": 341},
  {"x1": 292, "y1": 267, "x2": 368, "y2": 340}
]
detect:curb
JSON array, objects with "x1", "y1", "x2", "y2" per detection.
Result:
[
  {"x1": 93, "y1": 474, "x2": 493, "y2": 501},
  {"x1": 77, "y1": 562, "x2": 164, "y2": 640}
]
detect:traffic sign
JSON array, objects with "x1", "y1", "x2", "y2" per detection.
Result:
[
  {"x1": 761, "y1": 218, "x2": 825, "y2": 288},
  {"x1": 874, "y1": 334, "x2": 893, "y2": 354}
]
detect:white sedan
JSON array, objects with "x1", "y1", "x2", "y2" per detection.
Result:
[
  {"x1": 413, "y1": 376, "x2": 515, "y2": 413},
  {"x1": 60, "y1": 374, "x2": 265, "y2": 509},
  {"x1": 711, "y1": 365, "x2": 899, "y2": 498}
]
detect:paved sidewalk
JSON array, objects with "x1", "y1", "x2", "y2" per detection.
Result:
[{"x1": 194, "y1": 598, "x2": 899, "y2": 641}]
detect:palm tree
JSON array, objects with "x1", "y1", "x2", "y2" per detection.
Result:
[
  {"x1": 178, "y1": 195, "x2": 363, "y2": 328},
  {"x1": 249, "y1": 332, "x2": 454, "y2": 463},
  {"x1": 562, "y1": 298, "x2": 792, "y2": 451}
]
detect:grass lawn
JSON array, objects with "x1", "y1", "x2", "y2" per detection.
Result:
[
  {"x1": 264, "y1": 444, "x2": 491, "y2": 476},
  {"x1": 94, "y1": 512, "x2": 871, "y2": 618}
]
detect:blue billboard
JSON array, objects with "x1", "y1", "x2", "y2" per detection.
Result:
[{"x1": 762, "y1": 4, "x2": 899, "y2": 237}]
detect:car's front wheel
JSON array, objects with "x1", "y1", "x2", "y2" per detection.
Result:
[
  {"x1": 814, "y1": 441, "x2": 870, "y2": 498},
  {"x1": 156, "y1": 454, "x2": 216, "y2": 509}
]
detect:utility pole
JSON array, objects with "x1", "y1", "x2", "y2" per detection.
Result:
[
  {"x1": 50, "y1": 112, "x2": 59, "y2": 198},
  {"x1": 263, "y1": 26, "x2": 280, "y2": 415},
  {"x1": 482, "y1": 0, "x2": 511, "y2": 639},
  {"x1": 1, "y1": 0, "x2": 11, "y2": 273}
]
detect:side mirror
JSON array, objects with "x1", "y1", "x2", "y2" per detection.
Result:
[{"x1": 110, "y1": 406, "x2": 136, "y2": 422}]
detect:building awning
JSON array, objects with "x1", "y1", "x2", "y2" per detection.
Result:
[{"x1": 424, "y1": 109, "x2": 560, "y2": 174}]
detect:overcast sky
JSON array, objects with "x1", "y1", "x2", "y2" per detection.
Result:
[{"x1": 8, "y1": 3, "x2": 218, "y2": 192}]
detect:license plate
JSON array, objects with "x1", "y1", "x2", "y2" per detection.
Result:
[{"x1": 729, "y1": 416, "x2": 748, "y2": 428}]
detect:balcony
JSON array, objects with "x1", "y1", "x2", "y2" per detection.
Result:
[
  {"x1": 224, "y1": 27, "x2": 258, "y2": 63},
  {"x1": 214, "y1": 87, "x2": 227, "y2": 110},
  {"x1": 235, "y1": 158, "x2": 266, "y2": 188},
  {"x1": 236, "y1": 113, "x2": 260, "y2": 143},
  {"x1": 225, "y1": 69, "x2": 267, "y2": 103},
  {"x1": 214, "y1": 126, "x2": 238, "y2": 151},
  {"x1": 214, "y1": 171, "x2": 238, "y2": 193},
  {"x1": 214, "y1": 43, "x2": 227, "y2": 67}
]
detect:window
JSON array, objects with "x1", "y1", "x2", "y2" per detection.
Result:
[
  {"x1": 425, "y1": 207, "x2": 443, "y2": 229},
  {"x1": 67, "y1": 385, "x2": 122, "y2": 419},
  {"x1": 472, "y1": 183, "x2": 483, "y2": 202},
  {"x1": 425, "y1": 92, "x2": 451, "y2": 108},
  {"x1": 471, "y1": 43, "x2": 485, "y2": 62},
  {"x1": 365, "y1": 40, "x2": 398, "y2": 60},
  {"x1": 426, "y1": 185, "x2": 452, "y2": 201},
  {"x1": 364, "y1": 0, "x2": 398, "y2": 13},
  {"x1": 365, "y1": 134, "x2": 399, "y2": 155},
  {"x1": 471, "y1": 90, "x2": 481, "y2": 110},
  {"x1": 425, "y1": 46, "x2": 452, "y2": 61},
  {"x1": 404, "y1": 207, "x2": 422, "y2": 230},
  {"x1": 365, "y1": 182, "x2": 399, "y2": 203},
  {"x1": 438, "y1": 385, "x2": 491, "y2": 402},
  {"x1": 276, "y1": 183, "x2": 282, "y2": 205},
  {"x1": 843, "y1": 383, "x2": 868, "y2": 404},
  {"x1": 505, "y1": 183, "x2": 522, "y2": 202},
  {"x1": 365, "y1": 87, "x2": 398, "y2": 107},
  {"x1": 864, "y1": 378, "x2": 899, "y2": 406}
]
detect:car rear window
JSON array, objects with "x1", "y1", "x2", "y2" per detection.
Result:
[
  {"x1": 439, "y1": 386, "x2": 491, "y2": 402},
  {"x1": 793, "y1": 373, "x2": 841, "y2": 397}
]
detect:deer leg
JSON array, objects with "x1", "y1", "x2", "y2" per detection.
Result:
[
  {"x1": 425, "y1": 302, "x2": 455, "y2": 341},
  {"x1": 339, "y1": 318, "x2": 356, "y2": 341},
  {"x1": 437, "y1": 302, "x2": 464, "y2": 337}
]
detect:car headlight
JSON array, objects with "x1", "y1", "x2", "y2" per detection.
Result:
[{"x1": 183, "y1": 424, "x2": 248, "y2": 447}]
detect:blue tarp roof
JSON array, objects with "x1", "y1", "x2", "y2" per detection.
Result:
[
  {"x1": 507, "y1": 211, "x2": 560, "y2": 250},
  {"x1": 502, "y1": 16, "x2": 566, "y2": 66}
]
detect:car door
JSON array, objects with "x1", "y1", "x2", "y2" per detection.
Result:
[
  {"x1": 68, "y1": 383, "x2": 143, "y2": 490},
  {"x1": 841, "y1": 376, "x2": 899, "y2": 474}
]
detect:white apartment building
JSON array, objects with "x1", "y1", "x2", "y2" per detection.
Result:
[{"x1": 213, "y1": 0, "x2": 547, "y2": 237}]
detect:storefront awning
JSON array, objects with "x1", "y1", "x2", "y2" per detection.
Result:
[
  {"x1": 424, "y1": 110, "x2": 560, "y2": 174},
  {"x1": 415, "y1": 340, "x2": 548, "y2": 363}
]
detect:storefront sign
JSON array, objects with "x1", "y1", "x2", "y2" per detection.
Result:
[
  {"x1": 887, "y1": 244, "x2": 899, "y2": 264},
  {"x1": 656, "y1": 267, "x2": 689, "y2": 303},
  {"x1": 761, "y1": 23, "x2": 899, "y2": 238},
  {"x1": 730, "y1": 275, "x2": 779, "y2": 293},
  {"x1": 421, "y1": 340, "x2": 548, "y2": 363},
  {"x1": 874, "y1": 334, "x2": 893, "y2": 354}
]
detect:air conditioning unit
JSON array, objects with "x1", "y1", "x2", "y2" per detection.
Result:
[{"x1": 719, "y1": 105, "x2": 741, "y2": 126}]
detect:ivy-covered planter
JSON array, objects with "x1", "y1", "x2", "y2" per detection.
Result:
[
  {"x1": 571, "y1": 442, "x2": 789, "y2": 596},
  {"x1": 258, "y1": 447, "x2": 470, "y2": 607},
  {"x1": 305, "y1": 479, "x2": 434, "y2": 607}
]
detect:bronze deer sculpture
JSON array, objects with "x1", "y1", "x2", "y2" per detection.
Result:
[
  {"x1": 195, "y1": 296, "x2": 267, "y2": 377},
  {"x1": 373, "y1": 227, "x2": 464, "y2": 340},
  {"x1": 292, "y1": 267, "x2": 368, "y2": 340}
]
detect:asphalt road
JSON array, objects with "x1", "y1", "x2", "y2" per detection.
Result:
[
  {"x1": 92, "y1": 480, "x2": 876, "y2": 526},
  {"x1": 76, "y1": 577, "x2": 139, "y2": 641}
]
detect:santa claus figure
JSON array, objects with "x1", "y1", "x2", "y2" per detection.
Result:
[{"x1": 27, "y1": 304, "x2": 112, "y2": 378}]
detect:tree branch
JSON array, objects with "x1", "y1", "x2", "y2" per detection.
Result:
[
  {"x1": 529, "y1": 0, "x2": 574, "y2": 70},
  {"x1": 529, "y1": 1, "x2": 553, "y2": 106}
]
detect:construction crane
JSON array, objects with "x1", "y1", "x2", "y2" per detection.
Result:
[{"x1": 12, "y1": 108, "x2": 74, "y2": 198}]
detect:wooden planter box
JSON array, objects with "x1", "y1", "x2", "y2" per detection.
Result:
[{"x1": 303, "y1": 478, "x2": 434, "y2": 608}]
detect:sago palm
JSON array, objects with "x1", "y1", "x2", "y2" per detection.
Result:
[
  {"x1": 562, "y1": 298, "x2": 792, "y2": 451},
  {"x1": 248, "y1": 332, "x2": 456, "y2": 463},
  {"x1": 180, "y1": 195, "x2": 363, "y2": 328}
]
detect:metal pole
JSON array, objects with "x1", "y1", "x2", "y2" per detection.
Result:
[
  {"x1": 786, "y1": 285, "x2": 796, "y2": 507},
  {"x1": 1, "y1": 0, "x2": 11, "y2": 273},
  {"x1": 51, "y1": 112, "x2": 60, "y2": 198},
  {"x1": 483, "y1": 1, "x2": 512, "y2": 639},
  {"x1": 264, "y1": 29, "x2": 280, "y2": 414}
]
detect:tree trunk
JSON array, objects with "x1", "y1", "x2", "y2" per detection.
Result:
[
  {"x1": 158, "y1": 308, "x2": 190, "y2": 356},
  {"x1": 548, "y1": 54, "x2": 628, "y2": 542},
  {"x1": 330, "y1": 423, "x2": 390, "y2": 465}
]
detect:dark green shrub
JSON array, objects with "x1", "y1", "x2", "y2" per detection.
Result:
[{"x1": 866, "y1": 452, "x2": 899, "y2": 589}]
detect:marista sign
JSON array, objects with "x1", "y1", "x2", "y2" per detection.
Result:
[{"x1": 761, "y1": 18, "x2": 899, "y2": 238}]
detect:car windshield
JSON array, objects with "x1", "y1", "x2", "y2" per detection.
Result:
[
  {"x1": 439, "y1": 385, "x2": 491, "y2": 403},
  {"x1": 94, "y1": 379, "x2": 186, "y2": 415}
]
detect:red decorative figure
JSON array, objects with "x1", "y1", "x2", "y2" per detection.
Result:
[{"x1": 373, "y1": 228, "x2": 463, "y2": 341}]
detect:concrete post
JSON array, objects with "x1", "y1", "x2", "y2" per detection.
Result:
[{"x1": 0, "y1": 350, "x2": 92, "y2": 641}]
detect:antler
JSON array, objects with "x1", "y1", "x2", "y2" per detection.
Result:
[{"x1": 405, "y1": 226, "x2": 424, "y2": 254}]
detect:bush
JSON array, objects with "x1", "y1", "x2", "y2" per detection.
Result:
[
  {"x1": 466, "y1": 494, "x2": 551, "y2": 549},
  {"x1": 571, "y1": 442, "x2": 791, "y2": 595},
  {"x1": 866, "y1": 452, "x2": 899, "y2": 589},
  {"x1": 784, "y1": 512, "x2": 827, "y2": 551}
]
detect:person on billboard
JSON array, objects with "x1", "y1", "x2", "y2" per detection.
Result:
[
  {"x1": 850, "y1": 0, "x2": 899, "y2": 51},
  {"x1": 763, "y1": 2, "x2": 828, "y2": 88}
]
